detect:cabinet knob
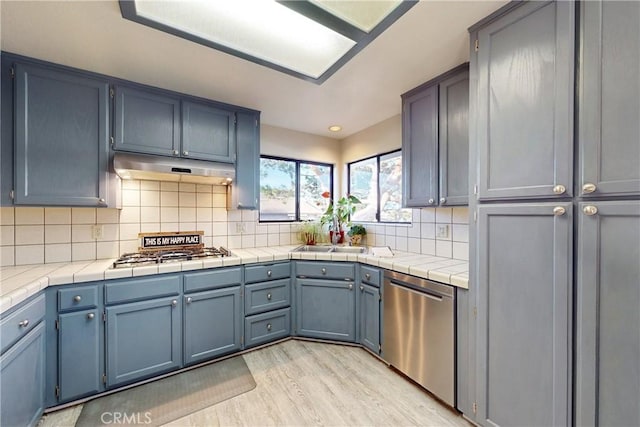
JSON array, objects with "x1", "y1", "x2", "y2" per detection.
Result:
[
  {"x1": 553, "y1": 184, "x2": 566, "y2": 195},
  {"x1": 348, "y1": 284, "x2": 353, "y2": 291},
  {"x1": 553, "y1": 206, "x2": 566, "y2": 216},
  {"x1": 266, "y1": 323, "x2": 272, "y2": 331},
  {"x1": 98, "y1": 198, "x2": 106, "y2": 205},
  {"x1": 171, "y1": 299, "x2": 178, "y2": 307},
  {"x1": 267, "y1": 270, "x2": 272, "y2": 277},
  {"x1": 582, "y1": 183, "x2": 597, "y2": 194},
  {"x1": 173, "y1": 150, "x2": 179, "y2": 156},
  {"x1": 183, "y1": 151, "x2": 189, "y2": 156},
  {"x1": 266, "y1": 293, "x2": 272, "y2": 301},
  {"x1": 440, "y1": 197, "x2": 446, "y2": 204},
  {"x1": 365, "y1": 273, "x2": 371, "y2": 280},
  {"x1": 186, "y1": 297, "x2": 193, "y2": 304},
  {"x1": 321, "y1": 268, "x2": 326, "y2": 275},
  {"x1": 73, "y1": 295, "x2": 82, "y2": 302},
  {"x1": 18, "y1": 319, "x2": 29, "y2": 328},
  {"x1": 428, "y1": 198, "x2": 434, "y2": 204},
  {"x1": 583, "y1": 205, "x2": 598, "y2": 216},
  {"x1": 87, "y1": 313, "x2": 95, "y2": 320},
  {"x1": 359, "y1": 285, "x2": 364, "y2": 292}
]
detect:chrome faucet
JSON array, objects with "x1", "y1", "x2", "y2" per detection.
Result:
[{"x1": 331, "y1": 215, "x2": 339, "y2": 245}]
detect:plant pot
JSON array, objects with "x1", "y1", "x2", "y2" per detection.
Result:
[
  {"x1": 350, "y1": 234, "x2": 363, "y2": 246},
  {"x1": 301, "y1": 232, "x2": 316, "y2": 245},
  {"x1": 329, "y1": 230, "x2": 345, "y2": 244}
]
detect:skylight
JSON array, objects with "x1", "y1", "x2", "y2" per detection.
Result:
[{"x1": 119, "y1": 0, "x2": 416, "y2": 84}]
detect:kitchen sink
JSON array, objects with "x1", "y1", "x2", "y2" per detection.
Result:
[{"x1": 292, "y1": 245, "x2": 367, "y2": 254}]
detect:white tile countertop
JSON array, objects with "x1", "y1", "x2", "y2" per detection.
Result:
[{"x1": 0, "y1": 245, "x2": 468, "y2": 313}]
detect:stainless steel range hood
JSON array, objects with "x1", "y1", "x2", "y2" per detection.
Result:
[{"x1": 113, "y1": 152, "x2": 235, "y2": 185}]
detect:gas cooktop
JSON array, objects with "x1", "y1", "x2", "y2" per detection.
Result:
[{"x1": 111, "y1": 247, "x2": 231, "y2": 269}]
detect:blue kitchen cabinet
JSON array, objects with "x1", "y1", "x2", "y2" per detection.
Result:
[
  {"x1": 578, "y1": 1, "x2": 640, "y2": 198},
  {"x1": 58, "y1": 308, "x2": 102, "y2": 402},
  {"x1": 106, "y1": 296, "x2": 182, "y2": 387},
  {"x1": 113, "y1": 85, "x2": 181, "y2": 157},
  {"x1": 183, "y1": 286, "x2": 242, "y2": 365},
  {"x1": 182, "y1": 100, "x2": 235, "y2": 163},
  {"x1": 229, "y1": 110, "x2": 260, "y2": 210},
  {"x1": 575, "y1": 201, "x2": 640, "y2": 427},
  {"x1": 475, "y1": 203, "x2": 572, "y2": 427},
  {"x1": 13, "y1": 61, "x2": 112, "y2": 206},
  {"x1": 473, "y1": 1, "x2": 574, "y2": 201},
  {"x1": 357, "y1": 283, "x2": 380, "y2": 354},
  {"x1": 1, "y1": 56, "x2": 14, "y2": 206},
  {"x1": 0, "y1": 322, "x2": 45, "y2": 427},
  {"x1": 295, "y1": 278, "x2": 356, "y2": 342}
]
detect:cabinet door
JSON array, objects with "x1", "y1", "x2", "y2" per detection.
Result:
[
  {"x1": 296, "y1": 278, "x2": 356, "y2": 342},
  {"x1": 576, "y1": 201, "x2": 640, "y2": 427},
  {"x1": 231, "y1": 111, "x2": 260, "y2": 210},
  {"x1": 475, "y1": 1, "x2": 574, "y2": 200},
  {"x1": 1, "y1": 57, "x2": 14, "y2": 206},
  {"x1": 14, "y1": 63, "x2": 110, "y2": 206},
  {"x1": 0, "y1": 322, "x2": 45, "y2": 427},
  {"x1": 439, "y1": 69, "x2": 469, "y2": 206},
  {"x1": 358, "y1": 283, "x2": 380, "y2": 354},
  {"x1": 58, "y1": 309, "x2": 101, "y2": 402},
  {"x1": 106, "y1": 296, "x2": 181, "y2": 387},
  {"x1": 475, "y1": 203, "x2": 572, "y2": 427},
  {"x1": 182, "y1": 101, "x2": 236, "y2": 162},
  {"x1": 578, "y1": 1, "x2": 640, "y2": 198},
  {"x1": 114, "y1": 85, "x2": 180, "y2": 156},
  {"x1": 402, "y1": 85, "x2": 438, "y2": 207},
  {"x1": 183, "y1": 287, "x2": 241, "y2": 365}
]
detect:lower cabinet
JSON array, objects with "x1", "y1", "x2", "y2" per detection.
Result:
[
  {"x1": 296, "y1": 278, "x2": 356, "y2": 342},
  {"x1": 58, "y1": 309, "x2": 101, "y2": 402},
  {"x1": 244, "y1": 308, "x2": 291, "y2": 348},
  {"x1": 0, "y1": 322, "x2": 45, "y2": 427},
  {"x1": 183, "y1": 286, "x2": 242, "y2": 365},
  {"x1": 106, "y1": 296, "x2": 182, "y2": 387},
  {"x1": 357, "y1": 283, "x2": 380, "y2": 354}
]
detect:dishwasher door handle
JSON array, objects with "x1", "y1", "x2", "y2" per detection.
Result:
[{"x1": 388, "y1": 281, "x2": 444, "y2": 302}]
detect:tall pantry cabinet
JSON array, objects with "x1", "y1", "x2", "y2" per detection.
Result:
[{"x1": 467, "y1": 1, "x2": 639, "y2": 427}]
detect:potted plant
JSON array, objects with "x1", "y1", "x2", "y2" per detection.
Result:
[
  {"x1": 320, "y1": 192, "x2": 361, "y2": 244},
  {"x1": 347, "y1": 224, "x2": 367, "y2": 246},
  {"x1": 298, "y1": 221, "x2": 321, "y2": 245}
]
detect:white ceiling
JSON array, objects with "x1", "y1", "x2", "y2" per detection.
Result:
[{"x1": 0, "y1": 0, "x2": 506, "y2": 139}]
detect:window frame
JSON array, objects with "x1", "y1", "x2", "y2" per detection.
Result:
[
  {"x1": 259, "y1": 155, "x2": 334, "y2": 223},
  {"x1": 347, "y1": 149, "x2": 410, "y2": 224}
]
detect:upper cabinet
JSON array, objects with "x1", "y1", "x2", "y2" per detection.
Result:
[
  {"x1": 229, "y1": 111, "x2": 260, "y2": 210},
  {"x1": 473, "y1": 1, "x2": 574, "y2": 201},
  {"x1": 114, "y1": 85, "x2": 236, "y2": 164},
  {"x1": 13, "y1": 62, "x2": 112, "y2": 207},
  {"x1": 402, "y1": 64, "x2": 469, "y2": 207},
  {"x1": 578, "y1": 1, "x2": 640, "y2": 198}
]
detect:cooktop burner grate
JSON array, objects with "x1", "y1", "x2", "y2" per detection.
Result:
[{"x1": 112, "y1": 247, "x2": 231, "y2": 269}]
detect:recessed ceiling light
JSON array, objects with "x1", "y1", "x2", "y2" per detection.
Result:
[
  {"x1": 119, "y1": 0, "x2": 417, "y2": 84},
  {"x1": 328, "y1": 125, "x2": 342, "y2": 132}
]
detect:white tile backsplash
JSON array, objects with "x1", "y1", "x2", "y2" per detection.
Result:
[{"x1": 2, "y1": 180, "x2": 470, "y2": 266}]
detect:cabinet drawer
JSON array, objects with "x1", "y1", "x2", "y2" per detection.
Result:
[
  {"x1": 58, "y1": 285, "x2": 98, "y2": 312},
  {"x1": 105, "y1": 274, "x2": 181, "y2": 305},
  {"x1": 295, "y1": 261, "x2": 355, "y2": 281},
  {"x1": 244, "y1": 308, "x2": 290, "y2": 349},
  {"x1": 244, "y1": 263, "x2": 290, "y2": 284},
  {"x1": 1, "y1": 293, "x2": 45, "y2": 354},
  {"x1": 184, "y1": 267, "x2": 241, "y2": 293},
  {"x1": 360, "y1": 266, "x2": 381, "y2": 287},
  {"x1": 244, "y1": 279, "x2": 291, "y2": 315}
]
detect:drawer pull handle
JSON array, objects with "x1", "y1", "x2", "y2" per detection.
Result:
[
  {"x1": 171, "y1": 299, "x2": 178, "y2": 307},
  {"x1": 87, "y1": 313, "x2": 95, "y2": 320},
  {"x1": 186, "y1": 297, "x2": 193, "y2": 304},
  {"x1": 365, "y1": 273, "x2": 371, "y2": 280},
  {"x1": 74, "y1": 295, "x2": 82, "y2": 302},
  {"x1": 18, "y1": 319, "x2": 29, "y2": 328},
  {"x1": 266, "y1": 293, "x2": 272, "y2": 300},
  {"x1": 266, "y1": 323, "x2": 272, "y2": 331},
  {"x1": 267, "y1": 270, "x2": 272, "y2": 277},
  {"x1": 321, "y1": 268, "x2": 327, "y2": 275}
]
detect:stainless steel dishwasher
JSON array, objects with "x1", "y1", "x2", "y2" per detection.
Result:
[{"x1": 382, "y1": 270, "x2": 455, "y2": 407}]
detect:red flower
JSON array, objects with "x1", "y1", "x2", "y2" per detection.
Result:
[{"x1": 321, "y1": 191, "x2": 331, "y2": 199}]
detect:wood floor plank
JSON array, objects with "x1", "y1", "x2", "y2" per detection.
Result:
[{"x1": 40, "y1": 340, "x2": 471, "y2": 427}]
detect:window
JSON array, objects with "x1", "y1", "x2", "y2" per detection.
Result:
[
  {"x1": 348, "y1": 150, "x2": 411, "y2": 223},
  {"x1": 259, "y1": 156, "x2": 333, "y2": 222}
]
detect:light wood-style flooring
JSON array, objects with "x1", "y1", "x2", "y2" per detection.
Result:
[{"x1": 40, "y1": 340, "x2": 471, "y2": 426}]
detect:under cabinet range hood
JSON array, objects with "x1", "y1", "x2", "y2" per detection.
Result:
[{"x1": 113, "y1": 152, "x2": 235, "y2": 185}]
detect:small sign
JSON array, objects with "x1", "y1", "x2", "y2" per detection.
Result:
[{"x1": 138, "y1": 231, "x2": 204, "y2": 251}]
